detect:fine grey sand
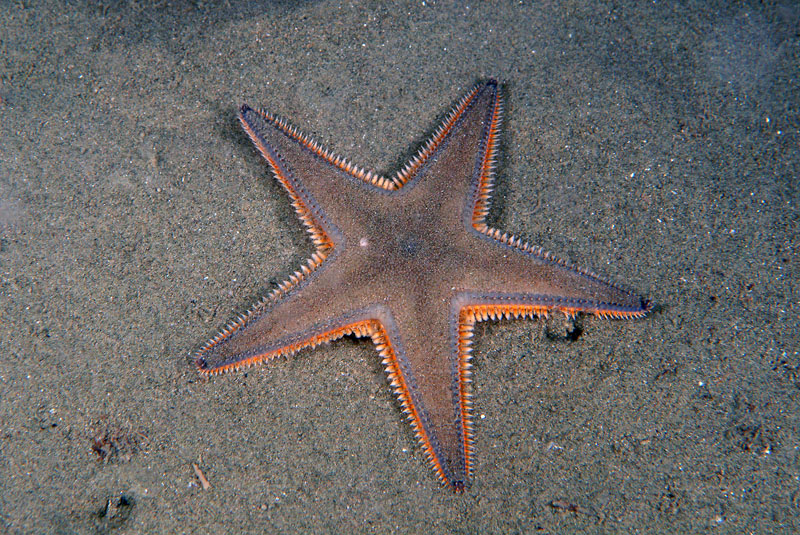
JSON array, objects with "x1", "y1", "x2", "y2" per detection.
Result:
[{"x1": 1, "y1": 2, "x2": 798, "y2": 533}]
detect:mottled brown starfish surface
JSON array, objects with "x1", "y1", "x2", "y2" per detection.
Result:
[{"x1": 196, "y1": 79, "x2": 650, "y2": 491}]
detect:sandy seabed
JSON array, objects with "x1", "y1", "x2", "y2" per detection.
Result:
[{"x1": 1, "y1": 1, "x2": 798, "y2": 533}]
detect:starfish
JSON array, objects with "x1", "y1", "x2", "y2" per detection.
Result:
[{"x1": 195, "y1": 79, "x2": 650, "y2": 491}]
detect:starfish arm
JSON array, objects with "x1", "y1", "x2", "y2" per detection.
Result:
[
  {"x1": 461, "y1": 233, "x2": 650, "y2": 318},
  {"x1": 195, "y1": 260, "x2": 380, "y2": 374},
  {"x1": 389, "y1": 81, "x2": 502, "y2": 230},
  {"x1": 238, "y1": 104, "x2": 393, "y2": 254},
  {"x1": 369, "y1": 296, "x2": 473, "y2": 491}
]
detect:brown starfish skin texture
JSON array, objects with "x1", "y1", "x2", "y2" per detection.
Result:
[{"x1": 195, "y1": 80, "x2": 650, "y2": 491}]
